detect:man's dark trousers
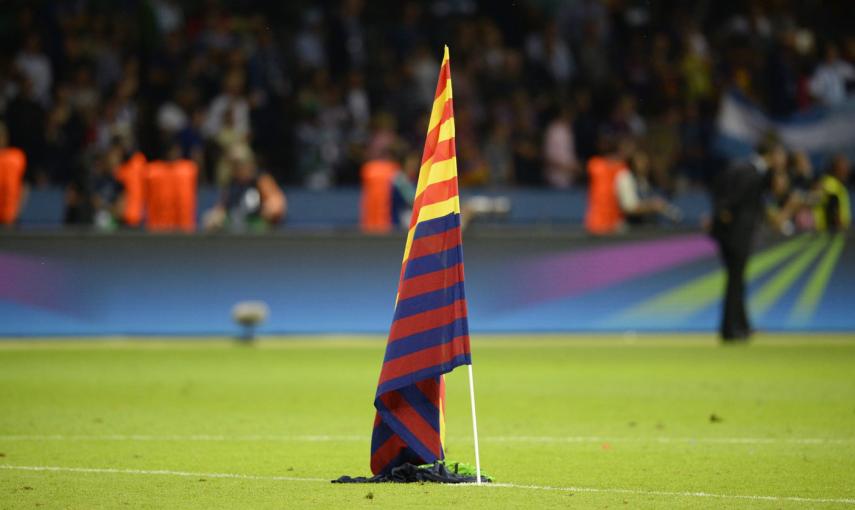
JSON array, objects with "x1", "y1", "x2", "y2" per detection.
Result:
[
  {"x1": 711, "y1": 159, "x2": 765, "y2": 341},
  {"x1": 715, "y1": 227, "x2": 753, "y2": 339}
]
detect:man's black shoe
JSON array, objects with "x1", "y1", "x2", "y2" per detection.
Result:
[{"x1": 721, "y1": 331, "x2": 751, "y2": 343}]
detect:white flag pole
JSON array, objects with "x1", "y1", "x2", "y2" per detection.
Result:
[{"x1": 467, "y1": 364, "x2": 482, "y2": 484}]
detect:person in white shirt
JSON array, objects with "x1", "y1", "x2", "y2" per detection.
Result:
[
  {"x1": 808, "y1": 44, "x2": 855, "y2": 106},
  {"x1": 614, "y1": 139, "x2": 669, "y2": 222},
  {"x1": 14, "y1": 35, "x2": 52, "y2": 106},
  {"x1": 543, "y1": 105, "x2": 580, "y2": 188},
  {"x1": 203, "y1": 71, "x2": 250, "y2": 140}
]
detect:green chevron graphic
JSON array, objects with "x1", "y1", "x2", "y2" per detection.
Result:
[
  {"x1": 615, "y1": 234, "x2": 811, "y2": 325},
  {"x1": 788, "y1": 234, "x2": 846, "y2": 326},
  {"x1": 749, "y1": 236, "x2": 828, "y2": 316}
]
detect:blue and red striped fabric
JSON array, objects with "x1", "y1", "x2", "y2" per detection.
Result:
[{"x1": 370, "y1": 46, "x2": 472, "y2": 475}]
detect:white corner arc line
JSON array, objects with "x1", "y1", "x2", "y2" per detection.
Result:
[{"x1": 1, "y1": 464, "x2": 853, "y2": 506}]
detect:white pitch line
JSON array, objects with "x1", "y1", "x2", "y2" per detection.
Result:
[
  {"x1": 1, "y1": 464, "x2": 853, "y2": 506},
  {"x1": 0, "y1": 434, "x2": 365, "y2": 442},
  {"x1": 0, "y1": 434, "x2": 852, "y2": 445},
  {"x1": 0, "y1": 464, "x2": 327, "y2": 482}
]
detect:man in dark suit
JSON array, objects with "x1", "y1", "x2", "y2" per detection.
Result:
[{"x1": 710, "y1": 142, "x2": 786, "y2": 342}]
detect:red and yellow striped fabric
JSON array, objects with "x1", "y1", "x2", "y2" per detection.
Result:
[{"x1": 370, "y1": 46, "x2": 471, "y2": 475}]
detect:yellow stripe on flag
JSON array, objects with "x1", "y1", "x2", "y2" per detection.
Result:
[
  {"x1": 418, "y1": 196, "x2": 459, "y2": 224},
  {"x1": 425, "y1": 158, "x2": 457, "y2": 187},
  {"x1": 438, "y1": 118, "x2": 455, "y2": 142}
]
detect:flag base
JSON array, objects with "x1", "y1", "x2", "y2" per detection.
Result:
[{"x1": 333, "y1": 461, "x2": 492, "y2": 484}]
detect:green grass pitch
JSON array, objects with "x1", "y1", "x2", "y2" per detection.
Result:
[{"x1": 1, "y1": 335, "x2": 854, "y2": 509}]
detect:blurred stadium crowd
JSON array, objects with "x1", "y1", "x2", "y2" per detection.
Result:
[{"x1": 0, "y1": 0, "x2": 853, "y2": 231}]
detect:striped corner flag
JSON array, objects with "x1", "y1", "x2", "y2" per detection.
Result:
[{"x1": 370, "y1": 46, "x2": 472, "y2": 475}]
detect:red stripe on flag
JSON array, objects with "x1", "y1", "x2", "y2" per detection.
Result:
[
  {"x1": 380, "y1": 392, "x2": 442, "y2": 458},
  {"x1": 407, "y1": 226, "x2": 461, "y2": 260},
  {"x1": 397, "y1": 265, "x2": 463, "y2": 301},
  {"x1": 379, "y1": 336, "x2": 470, "y2": 385},
  {"x1": 421, "y1": 101, "x2": 455, "y2": 164},
  {"x1": 370, "y1": 432, "x2": 406, "y2": 473},
  {"x1": 415, "y1": 378, "x2": 440, "y2": 403},
  {"x1": 410, "y1": 178, "x2": 459, "y2": 225},
  {"x1": 433, "y1": 61, "x2": 450, "y2": 100},
  {"x1": 430, "y1": 137, "x2": 456, "y2": 164},
  {"x1": 389, "y1": 300, "x2": 468, "y2": 342}
]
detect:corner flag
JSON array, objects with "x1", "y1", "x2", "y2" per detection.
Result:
[{"x1": 370, "y1": 46, "x2": 472, "y2": 475}]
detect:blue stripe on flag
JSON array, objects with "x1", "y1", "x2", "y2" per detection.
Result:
[
  {"x1": 383, "y1": 317, "x2": 468, "y2": 362},
  {"x1": 404, "y1": 246, "x2": 462, "y2": 279},
  {"x1": 370, "y1": 419, "x2": 395, "y2": 455},
  {"x1": 413, "y1": 213, "x2": 460, "y2": 239},
  {"x1": 377, "y1": 353, "x2": 471, "y2": 396},
  {"x1": 394, "y1": 280, "x2": 465, "y2": 320},
  {"x1": 379, "y1": 446, "x2": 424, "y2": 474},
  {"x1": 397, "y1": 384, "x2": 441, "y2": 433},
  {"x1": 374, "y1": 398, "x2": 436, "y2": 463}
]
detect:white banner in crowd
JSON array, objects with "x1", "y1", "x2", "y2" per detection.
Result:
[{"x1": 716, "y1": 90, "x2": 855, "y2": 161}]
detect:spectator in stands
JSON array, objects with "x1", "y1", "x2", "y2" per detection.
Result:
[
  {"x1": 157, "y1": 87, "x2": 193, "y2": 145},
  {"x1": 203, "y1": 145, "x2": 286, "y2": 232},
  {"x1": 14, "y1": 34, "x2": 52, "y2": 106},
  {"x1": 571, "y1": 88, "x2": 598, "y2": 167},
  {"x1": 542, "y1": 104, "x2": 580, "y2": 188},
  {"x1": 626, "y1": 149, "x2": 681, "y2": 226},
  {"x1": 814, "y1": 154, "x2": 851, "y2": 231},
  {"x1": 609, "y1": 94, "x2": 646, "y2": 138},
  {"x1": 766, "y1": 167, "x2": 803, "y2": 236},
  {"x1": 585, "y1": 133, "x2": 668, "y2": 235},
  {"x1": 359, "y1": 145, "x2": 402, "y2": 234},
  {"x1": 391, "y1": 151, "x2": 419, "y2": 228},
  {"x1": 3, "y1": 0, "x2": 855, "y2": 228},
  {"x1": 294, "y1": 9, "x2": 327, "y2": 71},
  {"x1": 808, "y1": 43, "x2": 855, "y2": 106},
  {"x1": 525, "y1": 20, "x2": 576, "y2": 87},
  {"x1": 787, "y1": 151, "x2": 820, "y2": 231},
  {"x1": 204, "y1": 70, "x2": 251, "y2": 146},
  {"x1": 4, "y1": 77, "x2": 45, "y2": 185},
  {"x1": 177, "y1": 108, "x2": 206, "y2": 171},
  {"x1": 213, "y1": 108, "x2": 248, "y2": 187},
  {"x1": 790, "y1": 151, "x2": 816, "y2": 191},
  {"x1": 44, "y1": 83, "x2": 85, "y2": 185},
  {"x1": 90, "y1": 143, "x2": 125, "y2": 230},
  {"x1": 0, "y1": 122, "x2": 28, "y2": 227},
  {"x1": 483, "y1": 123, "x2": 514, "y2": 186}
]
